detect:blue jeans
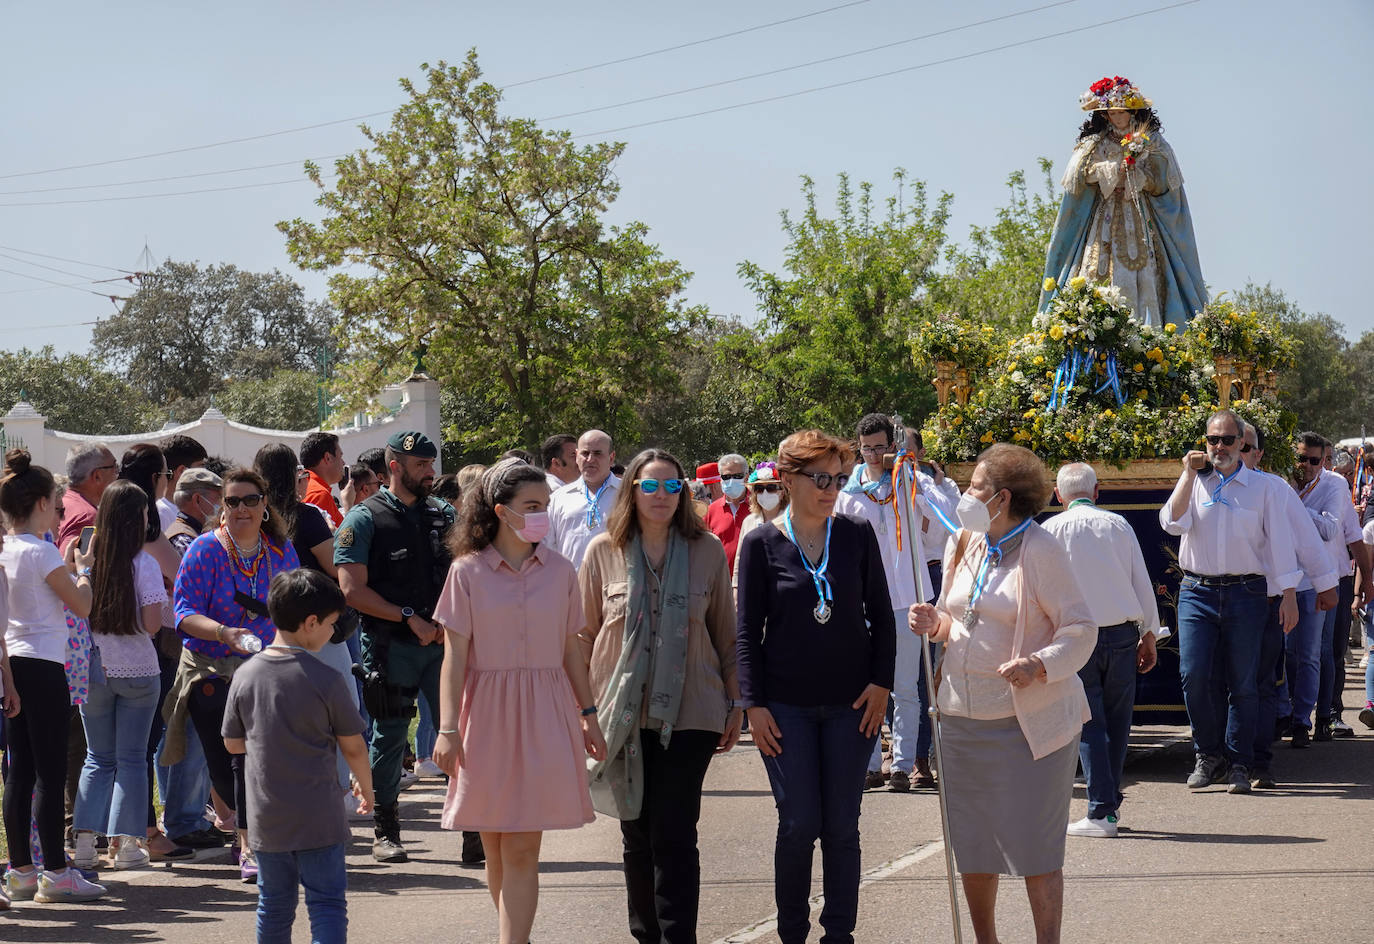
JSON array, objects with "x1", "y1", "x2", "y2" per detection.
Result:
[
  {"x1": 762, "y1": 703, "x2": 876, "y2": 944},
  {"x1": 1364, "y1": 608, "x2": 1374, "y2": 707},
  {"x1": 155, "y1": 645, "x2": 212, "y2": 838},
  {"x1": 74, "y1": 648, "x2": 160, "y2": 838},
  {"x1": 1077, "y1": 623, "x2": 1139, "y2": 820},
  {"x1": 415, "y1": 688, "x2": 437, "y2": 760},
  {"x1": 867, "y1": 608, "x2": 933, "y2": 774},
  {"x1": 311, "y1": 641, "x2": 358, "y2": 789},
  {"x1": 256, "y1": 843, "x2": 348, "y2": 944},
  {"x1": 1250, "y1": 598, "x2": 1284, "y2": 771},
  {"x1": 1316, "y1": 581, "x2": 1344, "y2": 721},
  {"x1": 1284, "y1": 589, "x2": 1330, "y2": 730},
  {"x1": 1177, "y1": 576, "x2": 1269, "y2": 767}
]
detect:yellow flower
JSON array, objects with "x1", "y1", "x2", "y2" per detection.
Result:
[
  {"x1": 1164, "y1": 323, "x2": 1177, "y2": 334},
  {"x1": 1133, "y1": 363, "x2": 1144, "y2": 373},
  {"x1": 1043, "y1": 277, "x2": 1058, "y2": 292},
  {"x1": 1069, "y1": 276, "x2": 1088, "y2": 291},
  {"x1": 1147, "y1": 347, "x2": 1164, "y2": 362},
  {"x1": 1103, "y1": 409, "x2": 1115, "y2": 419},
  {"x1": 1065, "y1": 431, "x2": 1081, "y2": 444},
  {"x1": 1180, "y1": 392, "x2": 1190, "y2": 403},
  {"x1": 980, "y1": 431, "x2": 995, "y2": 444},
  {"x1": 1049, "y1": 324, "x2": 1065, "y2": 341},
  {"x1": 1136, "y1": 390, "x2": 1148, "y2": 400},
  {"x1": 952, "y1": 416, "x2": 963, "y2": 426},
  {"x1": 1032, "y1": 355, "x2": 1045, "y2": 365},
  {"x1": 1023, "y1": 409, "x2": 1037, "y2": 420}
]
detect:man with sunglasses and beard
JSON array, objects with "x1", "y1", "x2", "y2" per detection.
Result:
[
  {"x1": 1161, "y1": 410, "x2": 1300, "y2": 794},
  {"x1": 1287, "y1": 432, "x2": 1370, "y2": 747},
  {"x1": 1234, "y1": 422, "x2": 1338, "y2": 787},
  {"x1": 334, "y1": 431, "x2": 473, "y2": 864}
]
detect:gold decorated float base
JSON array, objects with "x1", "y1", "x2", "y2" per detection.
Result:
[{"x1": 945, "y1": 458, "x2": 1182, "y2": 491}]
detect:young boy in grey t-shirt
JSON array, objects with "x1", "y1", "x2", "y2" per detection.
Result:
[{"x1": 223, "y1": 569, "x2": 374, "y2": 943}]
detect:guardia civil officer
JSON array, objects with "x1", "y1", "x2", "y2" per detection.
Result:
[{"x1": 335, "y1": 431, "x2": 473, "y2": 863}]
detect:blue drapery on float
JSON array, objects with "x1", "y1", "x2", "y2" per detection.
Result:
[{"x1": 1047, "y1": 347, "x2": 1126, "y2": 412}]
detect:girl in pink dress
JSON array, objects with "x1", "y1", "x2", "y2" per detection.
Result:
[{"x1": 432, "y1": 459, "x2": 606, "y2": 944}]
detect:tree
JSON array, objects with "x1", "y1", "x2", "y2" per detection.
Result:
[
  {"x1": 91, "y1": 260, "x2": 334, "y2": 407},
  {"x1": 736, "y1": 171, "x2": 951, "y2": 435},
  {"x1": 1234, "y1": 282, "x2": 1362, "y2": 437},
  {"x1": 932, "y1": 161, "x2": 1060, "y2": 333},
  {"x1": 279, "y1": 53, "x2": 698, "y2": 454},
  {"x1": 216, "y1": 369, "x2": 322, "y2": 431},
  {"x1": 0, "y1": 347, "x2": 159, "y2": 435}
]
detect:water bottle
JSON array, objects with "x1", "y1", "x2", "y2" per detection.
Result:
[{"x1": 239, "y1": 634, "x2": 263, "y2": 654}]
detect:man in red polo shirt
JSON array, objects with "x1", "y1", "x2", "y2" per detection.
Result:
[
  {"x1": 704, "y1": 453, "x2": 751, "y2": 575},
  {"x1": 301, "y1": 431, "x2": 346, "y2": 528}
]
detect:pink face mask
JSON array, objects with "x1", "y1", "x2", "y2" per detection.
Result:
[{"x1": 505, "y1": 509, "x2": 550, "y2": 544}]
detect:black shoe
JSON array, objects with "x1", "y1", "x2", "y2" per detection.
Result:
[
  {"x1": 461, "y1": 830, "x2": 485, "y2": 865},
  {"x1": 1250, "y1": 768, "x2": 1276, "y2": 789},
  {"x1": 1274, "y1": 717, "x2": 1292, "y2": 742},
  {"x1": 1290, "y1": 725, "x2": 1311, "y2": 748},
  {"x1": 372, "y1": 805, "x2": 409, "y2": 864},
  {"x1": 1186, "y1": 753, "x2": 1228, "y2": 789},
  {"x1": 169, "y1": 828, "x2": 227, "y2": 849},
  {"x1": 1331, "y1": 718, "x2": 1355, "y2": 738},
  {"x1": 1314, "y1": 719, "x2": 1333, "y2": 742}
]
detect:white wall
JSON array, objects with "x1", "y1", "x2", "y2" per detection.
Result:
[{"x1": 1, "y1": 377, "x2": 443, "y2": 474}]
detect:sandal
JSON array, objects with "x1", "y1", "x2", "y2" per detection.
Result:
[{"x1": 147, "y1": 832, "x2": 196, "y2": 862}]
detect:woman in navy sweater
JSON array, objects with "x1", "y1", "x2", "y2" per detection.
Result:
[{"x1": 735, "y1": 429, "x2": 895, "y2": 944}]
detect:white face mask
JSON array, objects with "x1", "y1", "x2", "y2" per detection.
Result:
[
  {"x1": 955, "y1": 491, "x2": 1002, "y2": 534},
  {"x1": 756, "y1": 490, "x2": 781, "y2": 512},
  {"x1": 723, "y1": 479, "x2": 746, "y2": 501}
]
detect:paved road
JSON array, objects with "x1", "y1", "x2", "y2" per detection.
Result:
[{"x1": 5, "y1": 677, "x2": 1371, "y2": 943}]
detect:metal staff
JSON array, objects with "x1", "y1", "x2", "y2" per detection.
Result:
[{"x1": 891, "y1": 418, "x2": 963, "y2": 944}]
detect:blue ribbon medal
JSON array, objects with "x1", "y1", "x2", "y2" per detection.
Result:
[
  {"x1": 961, "y1": 517, "x2": 1033, "y2": 628},
  {"x1": 783, "y1": 508, "x2": 834, "y2": 624}
]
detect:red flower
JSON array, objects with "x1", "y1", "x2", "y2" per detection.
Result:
[
  {"x1": 1113, "y1": 75, "x2": 1131, "y2": 87},
  {"x1": 1090, "y1": 77, "x2": 1114, "y2": 95}
]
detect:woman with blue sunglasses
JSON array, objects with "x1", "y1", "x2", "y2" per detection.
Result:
[{"x1": 579, "y1": 448, "x2": 741, "y2": 944}]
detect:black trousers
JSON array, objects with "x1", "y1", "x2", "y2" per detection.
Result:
[
  {"x1": 620, "y1": 728, "x2": 718, "y2": 944},
  {"x1": 2, "y1": 658, "x2": 71, "y2": 869},
  {"x1": 185, "y1": 674, "x2": 248, "y2": 832}
]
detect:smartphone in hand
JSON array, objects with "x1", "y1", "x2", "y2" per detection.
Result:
[{"x1": 77, "y1": 526, "x2": 96, "y2": 555}]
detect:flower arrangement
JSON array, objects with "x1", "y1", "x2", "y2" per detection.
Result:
[
  {"x1": 1120, "y1": 130, "x2": 1151, "y2": 165},
  {"x1": 1187, "y1": 296, "x2": 1294, "y2": 367},
  {"x1": 923, "y1": 278, "x2": 1298, "y2": 469},
  {"x1": 910, "y1": 313, "x2": 996, "y2": 371}
]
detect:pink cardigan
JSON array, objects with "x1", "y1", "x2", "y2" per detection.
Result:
[{"x1": 937, "y1": 522, "x2": 1097, "y2": 759}]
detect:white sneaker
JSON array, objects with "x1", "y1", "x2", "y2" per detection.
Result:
[
  {"x1": 34, "y1": 868, "x2": 107, "y2": 903},
  {"x1": 1067, "y1": 815, "x2": 1118, "y2": 838},
  {"x1": 111, "y1": 836, "x2": 151, "y2": 870},
  {"x1": 414, "y1": 758, "x2": 445, "y2": 779},
  {"x1": 398, "y1": 768, "x2": 419, "y2": 791},
  {"x1": 73, "y1": 831, "x2": 100, "y2": 870}
]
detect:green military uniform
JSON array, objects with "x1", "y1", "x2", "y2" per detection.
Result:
[{"x1": 334, "y1": 431, "x2": 455, "y2": 856}]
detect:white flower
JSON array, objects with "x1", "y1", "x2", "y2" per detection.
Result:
[
  {"x1": 1085, "y1": 329, "x2": 1096, "y2": 341},
  {"x1": 1011, "y1": 371, "x2": 1026, "y2": 384},
  {"x1": 1152, "y1": 363, "x2": 1165, "y2": 374},
  {"x1": 1128, "y1": 336, "x2": 1145, "y2": 351}
]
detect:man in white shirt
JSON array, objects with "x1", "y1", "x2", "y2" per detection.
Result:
[
  {"x1": 1161, "y1": 410, "x2": 1299, "y2": 794},
  {"x1": 546, "y1": 429, "x2": 619, "y2": 569},
  {"x1": 1237, "y1": 422, "x2": 1338, "y2": 787},
  {"x1": 541, "y1": 433, "x2": 578, "y2": 492},
  {"x1": 835, "y1": 414, "x2": 933, "y2": 791},
  {"x1": 1046, "y1": 463, "x2": 1158, "y2": 836},
  {"x1": 1287, "y1": 432, "x2": 1371, "y2": 745},
  {"x1": 909, "y1": 429, "x2": 961, "y2": 597}
]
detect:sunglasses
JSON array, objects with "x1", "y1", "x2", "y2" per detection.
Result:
[
  {"x1": 224, "y1": 494, "x2": 265, "y2": 509},
  {"x1": 1204, "y1": 435, "x2": 1237, "y2": 446},
  {"x1": 1299, "y1": 455, "x2": 1324, "y2": 466},
  {"x1": 1240, "y1": 444, "x2": 1253, "y2": 454},
  {"x1": 634, "y1": 478, "x2": 684, "y2": 495},
  {"x1": 797, "y1": 471, "x2": 849, "y2": 491},
  {"x1": 719, "y1": 473, "x2": 746, "y2": 481},
  {"x1": 752, "y1": 484, "x2": 782, "y2": 494}
]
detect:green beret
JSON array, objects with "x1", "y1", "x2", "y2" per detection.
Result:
[{"x1": 386, "y1": 430, "x2": 438, "y2": 458}]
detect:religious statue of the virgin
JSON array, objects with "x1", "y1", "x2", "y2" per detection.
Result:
[{"x1": 1040, "y1": 76, "x2": 1207, "y2": 329}]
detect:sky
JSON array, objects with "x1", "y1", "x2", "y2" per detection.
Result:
[{"x1": 3, "y1": 0, "x2": 1371, "y2": 359}]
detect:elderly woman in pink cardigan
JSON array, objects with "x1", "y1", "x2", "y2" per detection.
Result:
[{"x1": 909, "y1": 444, "x2": 1096, "y2": 944}]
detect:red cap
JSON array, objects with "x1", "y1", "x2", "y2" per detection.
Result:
[{"x1": 696, "y1": 462, "x2": 721, "y2": 485}]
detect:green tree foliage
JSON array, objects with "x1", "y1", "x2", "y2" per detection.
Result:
[
  {"x1": 91, "y1": 260, "x2": 334, "y2": 411},
  {"x1": 736, "y1": 171, "x2": 951, "y2": 436},
  {"x1": 932, "y1": 161, "x2": 1060, "y2": 334},
  {"x1": 1234, "y1": 282, "x2": 1365, "y2": 437},
  {"x1": 215, "y1": 369, "x2": 321, "y2": 431},
  {"x1": 0, "y1": 347, "x2": 158, "y2": 435},
  {"x1": 279, "y1": 53, "x2": 698, "y2": 454}
]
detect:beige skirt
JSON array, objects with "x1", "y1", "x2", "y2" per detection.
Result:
[{"x1": 939, "y1": 714, "x2": 1078, "y2": 876}]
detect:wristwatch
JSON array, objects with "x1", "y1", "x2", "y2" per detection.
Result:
[{"x1": 400, "y1": 606, "x2": 415, "y2": 622}]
